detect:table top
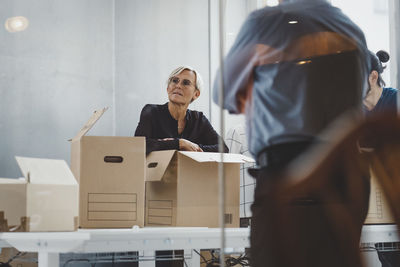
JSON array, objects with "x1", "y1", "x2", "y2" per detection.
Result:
[
  {"x1": 360, "y1": 224, "x2": 399, "y2": 243},
  {"x1": 0, "y1": 225, "x2": 398, "y2": 253},
  {"x1": 0, "y1": 227, "x2": 250, "y2": 253}
]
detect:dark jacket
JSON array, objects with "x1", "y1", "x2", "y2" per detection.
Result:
[{"x1": 135, "y1": 103, "x2": 229, "y2": 154}]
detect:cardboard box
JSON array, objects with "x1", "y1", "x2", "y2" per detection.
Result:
[
  {"x1": 0, "y1": 248, "x2": 37, "y2": 267},
  {"x1": 70, "y1": 108, "x2": 146, "y2": 228},
  {"x1": 364, "y1": 169, "x2": 395, "y2": 224},
  {"x1": 145, "y1": 150, "x2": 254, "y2": 228},
  {"x1": 0, "y1": 157, "x2": 78, "y2": 232},
  {"x1": 200, "y1": 250, "x2": 246, "y2": 267},
  {"x1": 0, "y1": 178, "x2": 26, "y2": 231}
]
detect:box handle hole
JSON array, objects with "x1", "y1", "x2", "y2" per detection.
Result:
[
  {"x1": 148, "y1": 162, "x2": 158, "y2": 168},
  {"x1": 104, "y1": 156, "x2": 123, "y2": 163}
]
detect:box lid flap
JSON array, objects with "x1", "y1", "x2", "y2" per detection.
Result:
[
  {"x1": 15, "y1": 156, "x2": 78, "y2": 185},
  {"x1": 146, "y1": 150, "x2": 177, "y2": 181},
  {"x1": 179, "y1": 151, "x2": 255, "y2": 163},
  {"x1": 72, "y1": 107, "x2": 108, "y2": 141},
  {"x1": 0, "y1": 177, "x2": 27, "y2": 184}
]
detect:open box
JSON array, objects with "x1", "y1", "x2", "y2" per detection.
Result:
[
  {"x1": 70, "y1": 108, "x2": 146, "y2": 228},
  {"x1": 364, "y1": 169, "x2": 395, "y2": 224},
  {"x1": 0, "y1": 156, "x2": 78, "y2": 232},
  {"x1": 145, "y1": 150, "x2": 254, "y2": 227}
]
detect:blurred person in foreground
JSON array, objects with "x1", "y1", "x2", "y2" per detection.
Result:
[
  {"x1": 135, "y1": 66, "x2": 228, "y2": 154},
  {"x1": 213, "y1": 0, "x2": 370, "y2": 266}
]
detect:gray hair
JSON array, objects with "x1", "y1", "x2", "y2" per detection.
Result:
[{"x1": 167, "y1": 66, "x2": 204, "y2": 92}]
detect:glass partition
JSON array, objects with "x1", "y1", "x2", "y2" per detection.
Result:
[
  {"x1": 0, "y1": 1, "x2": 399, "y2": 267},
  {"x1": 0, "y1": 1, "x2": 251, "y2": 266}
]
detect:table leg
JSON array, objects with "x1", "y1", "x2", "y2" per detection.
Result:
[
  {"x1": 139, "y1": 250, "x2": 155, "y2": 267},
  {"x1": 38, "y1": 252, "x2": 59, "y2": 267},
  {"x1": 186, "y1": 249, "x2": 200, "y2": 267}
]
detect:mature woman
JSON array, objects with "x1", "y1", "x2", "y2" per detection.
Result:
[{"x1": 135, "y1": 66, "x2": 228, "y2": 154}]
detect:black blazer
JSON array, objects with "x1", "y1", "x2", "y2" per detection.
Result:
[{"x1": 134, "y1": 103, "x2": 229, "y2": 154}]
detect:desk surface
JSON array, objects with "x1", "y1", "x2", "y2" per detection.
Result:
[
  {"x1": 0, "y1": 227, "x2": 250, "y2": 253},
  {"x1": 0, "y1": 225, "x2": 398, "y2": 253},
  {"x1": 360, "y1": 224, "x2": 399, "y2": 243}
]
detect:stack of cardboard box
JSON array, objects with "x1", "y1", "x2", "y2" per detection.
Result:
[
  {"x1": 70, "y1": 108, "x2": 254, "y2": 228},
  {"x1": 0, "y1": 108, "x2": 254, "y2": 232},
  {"x1": 0, "y1": 108, "x2": 254, "y2": 265}
]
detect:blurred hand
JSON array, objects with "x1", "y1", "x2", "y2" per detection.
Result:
[{"x1": 179, "y1": 139, "x2": 203, "y2": 152}]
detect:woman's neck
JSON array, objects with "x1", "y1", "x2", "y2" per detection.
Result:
[
  {"x1": 168, "y1": 102, "x2": 188, "y2": 121},
  {"x1": 363, "y1": 85, "x2": 383, "y2": 111}
]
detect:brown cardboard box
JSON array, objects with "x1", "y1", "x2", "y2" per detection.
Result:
[
  {"x1": 0, "y1": 248, "x2": 37, "y2": 267},
  {"x1": 200, "y1": 250, "x2": 245, "y2": 267},
  {"x1": 145, "y1": 150, "x2": 254, "y2": 228},
  {"x1": 70, "y1": 108, "x2": 146, "y2": 228},
  {"x1": 0, "y1": 178, "x2": 26, "y2": 231},
  {"x1": 0, "y1": 157, "x2": 78, "y2": 232},
  {"x1": 364, "y1": 169, "x2": 395, "y2": 224}
]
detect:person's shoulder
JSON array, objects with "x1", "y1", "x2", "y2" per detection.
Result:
[
  {"x1": 384, "y1": 87, "x2": 398, "y2": 94},
  {"x1": 248, "y1": 2, "x2": 343, "y2": 29},
  {"x1": 247, "y1": 4, "x2": 288, "y2": 24},
  {"x1": 188, "y1": 109, "x2": 214, "y2": 125},
  {"x1": 188, "y1": 108, "x2": 205, "y2": 120},
  {"x1": 142, "y1": 103, "x2": 167, "y2": 111},
  {"x1": 140, "y1": 103, "x2": 167, "y2": 116},
  {"x1": 250, "y1": 5, "x2": 281, "y2": 18},
  {"x1": 381, "y1": 87, "x2": 398, "y2": 103}
]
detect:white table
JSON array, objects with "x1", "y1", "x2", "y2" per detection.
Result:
[
  {"x1": 0, "y1": 227, "x2": 250, "y2": 267},
  {"x1": 0, "y1": 225, "x2": 399, "y2": 267},
  {"x1": 361, "y1": 224, "x2": 400, "y2": 244}
]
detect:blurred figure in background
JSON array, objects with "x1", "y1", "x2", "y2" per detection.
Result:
[
  {"x1": 364, "y1": 50, "x2": 397, "y2": 114},
  {"x1": 214, "y1": 0, "x2": 370, "y2": 266},
  {"x1": 363, "y1": 50, "x2": 400, "y2": 267}
]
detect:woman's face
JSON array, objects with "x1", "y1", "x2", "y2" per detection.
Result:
[{"x1": 167, "y1": 70, "x2": 200, "y2": 105}]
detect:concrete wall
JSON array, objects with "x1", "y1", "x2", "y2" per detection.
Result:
[
  {"x1": 0, "y1": 0, "x2": 114, "y2": 178},
  {"x1": 0, "y1": 0, "x2": 249, "y2": 178}
]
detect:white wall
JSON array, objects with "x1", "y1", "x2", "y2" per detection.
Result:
[
  {"x1": 0, "y1": 0, "x2": 244, "y2": 177},
  {"x1": 209, "y1": 0, "x2": 254, "y2": 137},
  {"x1": 0, "y1": 0, "x2": 215, "y2": 177},
  {"x1": 114, "y1": 0, "x2": 210, "y2": 136},
  {"x1": 0, "y1": 0, "x2": 114, "y2": 177}
]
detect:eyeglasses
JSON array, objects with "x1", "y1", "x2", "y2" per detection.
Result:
[{"x1": 170, "y1": 77, "x2": 194, "y2": 88}]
